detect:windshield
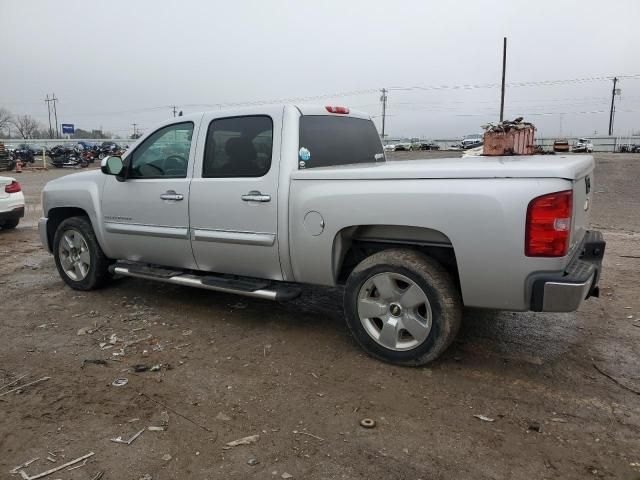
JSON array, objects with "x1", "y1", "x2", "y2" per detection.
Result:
[{"x1": 299, "y1": 115, "x2": 384, "y2": 169}]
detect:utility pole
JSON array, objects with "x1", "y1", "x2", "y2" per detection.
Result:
[
  {"x1": 132, "y1": 123, "x2": 138, "y2": 138},
  {"x1": 499, "y1": 37, "x2": 507, "y2": 122},
  {"x1": 608, "y1": 77, "x2": 619, "y2": 136},
  {"x1": 51, "y1": 93, "x2": 59, "y2": 138},
  {"x1": 172, "y1": 106, "x2": 178, "y2": 117},
  {"x1": 44, "y1": 94, "x2": 54, "y2": 138},
  {"x1": 380, "y1": 88, "x2": 387, "y2": 140}
]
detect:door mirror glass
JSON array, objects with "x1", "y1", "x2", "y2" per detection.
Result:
[{"x1": 101, "y1": 156, "x2": 123, "y2": 176}]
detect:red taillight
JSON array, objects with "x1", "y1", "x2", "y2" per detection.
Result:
[
  {"x1": 525, "y1": 190, "x2": 573, "y2": 257},
  {"x1": 325, "y1": 106, "x2": 350, "y2": 114},
  {"x1": 5, "y1": 180, "x2": 21, "y2": 194}
]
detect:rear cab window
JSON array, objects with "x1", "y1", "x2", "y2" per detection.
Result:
[
  {"x1": 298, "y1": 115, "x2": 384, "y2": 169},
  {"x1": 203, "y1": 115, "x2": 273, "y2": 178}
]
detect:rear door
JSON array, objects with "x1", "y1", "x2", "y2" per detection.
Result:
[{"x1": 189, "y1": 107, "x2": 283, "y2": 280}]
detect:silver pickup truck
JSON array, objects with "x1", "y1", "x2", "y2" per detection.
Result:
[{"x1": 39, "y1": 104, "x2": 605, "y2": 365}]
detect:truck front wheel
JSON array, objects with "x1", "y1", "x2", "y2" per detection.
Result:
[
  {"x1": 344, "y1": 249, "x2": 462, "y2": 366},
  {"x1": 53, "y1": 216, "x2": 112, "y2": 290}
]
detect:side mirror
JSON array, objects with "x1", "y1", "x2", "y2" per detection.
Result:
[{"x1": 101, "y1": 155, "x2": 125, "y2": 179}]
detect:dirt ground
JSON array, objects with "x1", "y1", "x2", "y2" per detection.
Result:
[{"x1": 1, "y1": 153, "x2": 639, "y2": 480}]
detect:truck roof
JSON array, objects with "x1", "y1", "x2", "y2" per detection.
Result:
[
  {"x1": 295, "y1": 104, "x2": 371, "y2": 120},
  {"x1": 162, "y1": 104, "x2": 372, "y2": 123}
]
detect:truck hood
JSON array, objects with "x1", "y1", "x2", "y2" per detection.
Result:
[
  {"x1": 291, "y1": 154, "x2": 594, "y2": 181},
  {"x1": 46, "y1": 169, "x2": 104, "y2": 186}
]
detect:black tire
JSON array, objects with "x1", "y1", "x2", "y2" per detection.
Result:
[
  {"x1": 0, "y1": 218, "x2": 19, "y2": 229},
  {"x1": 53, "y1": 216, "x2": 112, "y2": 290},
  {"x1": 344, "y1": 249, "x2": 462, "y2": 366}
]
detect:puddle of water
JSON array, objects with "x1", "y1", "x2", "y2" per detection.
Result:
[{"x1": 458, "y1": 309, "x2": 578, "y2": 364}]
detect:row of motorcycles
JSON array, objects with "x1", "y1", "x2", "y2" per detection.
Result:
[
  {"x1": 11, "y1": 142, "x2": 125, "y2": 169},
  {"x1": 49, "y1": 143, "x2": 125, "y2": 169}
]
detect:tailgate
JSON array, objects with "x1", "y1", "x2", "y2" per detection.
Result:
[{"x1": 570, "y1": 164, "x2": 595, "y2": 253}]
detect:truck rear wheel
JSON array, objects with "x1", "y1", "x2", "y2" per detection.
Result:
[
  {"x1": 53, "y1": 216, "x2": 112, "y2": 290},
  {"x1": 344, "y1": 249, "x2": 462, "y2": 366}
]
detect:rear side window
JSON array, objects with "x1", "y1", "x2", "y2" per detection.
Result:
[
  {"x1": 298, "y1": 116, "x2": 384, "y2": 169},
  {"x1": 203, "y1": 116, "x2": 273, "y2": 178}
]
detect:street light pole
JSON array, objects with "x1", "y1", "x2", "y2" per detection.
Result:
[
  {"x1": 608, "y1": 77, "x2": 618, "y2": 136},
  {"x1": 380, "y1": 88, "x2": 387, "y2": 140},
  {"x1": 499, "y1": 37, "x2": 507, "y2": 122}
]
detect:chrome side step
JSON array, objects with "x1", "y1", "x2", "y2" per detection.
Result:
[{"x1": 111, "y1": 264, "x2": 301, "y2": 302}]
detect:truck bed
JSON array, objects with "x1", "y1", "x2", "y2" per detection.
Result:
[{"x1": 291, "y1": 154, "x2": 594, "y2": 181}]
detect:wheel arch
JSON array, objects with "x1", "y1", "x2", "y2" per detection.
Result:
[
  {"x1": 332, "y1": 224, "x2": 461, "y2": 291},
  {"x1": 46, "y1": 207, "x2": 92, "y2": 253}
]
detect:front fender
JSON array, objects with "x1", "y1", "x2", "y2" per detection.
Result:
[{"x1": 42, "y1": 171, "x2": 112, "y2": 256}]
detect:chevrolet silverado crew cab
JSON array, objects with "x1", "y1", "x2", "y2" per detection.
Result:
[{"x1": 39, "y1": 104, "x2": 605, "y2": 365}]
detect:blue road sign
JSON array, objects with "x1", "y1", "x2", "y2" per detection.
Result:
[{"x1": 61, "y1": 124, "x2": 75, "y2": 134}]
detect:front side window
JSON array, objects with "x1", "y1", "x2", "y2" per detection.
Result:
[
  {"x1": 203, "y1": 116, "x2": 273, "y2": 178},
  {"x1": 298, "y1": 116, "x2": 384, "y2": 169},
  {"x1": 129, "y1": 122, "x2": 194, "y2": 178}
]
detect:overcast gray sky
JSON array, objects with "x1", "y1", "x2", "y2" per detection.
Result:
[{"x1": 1, "y1": 0, "x2": 639, "y2": 139}]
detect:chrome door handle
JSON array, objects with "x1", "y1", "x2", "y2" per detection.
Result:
[
  {"x1": 241, "y1": 190, "x2": 271, "y2": 202},
  {"x1": 160, "y1": 190, "x2": 184, "y2": 201}
]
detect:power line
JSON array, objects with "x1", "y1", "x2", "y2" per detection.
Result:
[
  {"x1": 385, "y1": 98, "x2": 639, "y2": 114},
  {"x1": 13, "y1": 73, "x2": 640, "y2": 134},
  {"x1": 456, "y1": 108, "x2": 640, "y2": 117},
  {"x1": 388, "y1": 73, "x2": 640, "y2": 92},
  {"x1": 23, "y1": 73, "x2": 640, "y2": 122}
]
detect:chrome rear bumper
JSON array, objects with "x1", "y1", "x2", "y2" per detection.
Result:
[
  {"x1": 530, "y1": 230, "x2": 605, "y2": 312},
  {"x1": 541, "y1": 273, "x2": 595, "y2": 312}
]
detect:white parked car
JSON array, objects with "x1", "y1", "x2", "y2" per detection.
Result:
[
  {"x1": 394, "y1": 142, "x2": 413, "y2": 151},
  {"x1": 573, "y1": 138, "x2": 594, "y2": 153},
  {"x1": 383, "y1": 143, "x2": 396, "y2": 152},
  {"x1": 0, "y1": 176, "x2": 25, "y2": 230},
  {"x1": 461, "y1": 134, "x2": 484, "y2": 150}
]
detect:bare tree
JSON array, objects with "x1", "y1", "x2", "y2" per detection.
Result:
[
  {"x1": 12, "y1": 115, "x2": 40, "y2": 139},
  {"x1": 0, "y1": 108, "x2": 11, "y2": 134}
]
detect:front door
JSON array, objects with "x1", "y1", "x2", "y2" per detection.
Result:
[
  {"x1": 101, "y1": 120, "x2": 200, "y2": 269},
  {"x1": 189, "y1": 110, "x2": 282, "y2": 280}
]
